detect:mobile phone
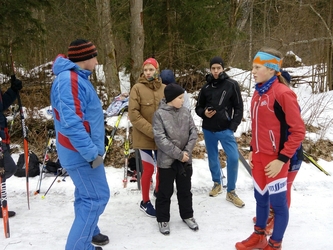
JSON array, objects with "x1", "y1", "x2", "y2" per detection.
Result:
[{"x1": 207, "y1": 107, "x2": 214, "y2": 111}]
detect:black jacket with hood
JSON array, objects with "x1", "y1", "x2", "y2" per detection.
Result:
[{"x1": 195, "y1": 72, "x2": 243, "y2": 132}]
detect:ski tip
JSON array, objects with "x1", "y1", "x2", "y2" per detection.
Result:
[{"x1": 34, "y1": 190, "x2": 40, "y2": 195}]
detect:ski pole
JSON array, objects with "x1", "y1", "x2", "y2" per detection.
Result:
[
  {"x1": 123, "y1": 116, "x2": 130, "y2": 188},
  {"x1": 303, "y1": 151, "x2": 330, "y2": 176},
  {"x1": 0, "y1": 138, "x2": 10, "y2": 238},
  {"x1": 10, "y1": 43, "x2": 30, "y2": 209},
  {"x1": 34, "y1": 129, "x2": 54, "y2": 195},
  {"x1": 238, "y1": 149, "x2": 252, "y2": 176},
  {"x1": 41, "y1": 169, "x2": 62, "y2": 199},
  {"x1": 9, "y1": 104, "x2": 19, "y2": 134}
]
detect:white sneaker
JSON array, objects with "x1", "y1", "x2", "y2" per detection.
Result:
[
  {"x1": 183, "y1": 218, "x2": 199, "y2": 231},
  {"x1": 158, "y1": 222, "x2": 170, "y2": 235}
]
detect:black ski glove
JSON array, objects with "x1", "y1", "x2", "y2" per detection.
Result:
[
  {"x1": 90, "y1": 155, "x2": 103, "y2": 168},
  {"x1": 11, "y1": 75, "x2": 23, "y2": 92}
]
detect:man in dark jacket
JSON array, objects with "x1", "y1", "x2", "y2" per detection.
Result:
[
  {"x1": 195, "y1": 56, "x2": 244, "y2": 208},
  {"x1": 0, "y1": 75, "x2": 23, "y2": 218}
]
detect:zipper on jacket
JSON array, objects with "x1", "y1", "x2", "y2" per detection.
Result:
[
  {"x1": 254, "y1": 97, "x2": 260, "y2": 153},
  {"x1": 225, "y1": 108, "x2": 231, "y2": 121},
  {"x1": 219, "y1": 90, "x2": 226, "y2": 106},
  {"x1": 269, "y1": 130, "x2": 277, "y2": 152}
]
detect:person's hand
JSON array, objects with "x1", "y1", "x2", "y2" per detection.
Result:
[
  {"x1": 11, "y1": 75, "x2": 23, "y2": 92},
  {"x1": 205, "y1": 108, "x2": 216, "y2": 118},
  {"x1": 181, "y1": 152, "x2": 189, "y2": 162},
  {"x1": 264, "y1": 159, "x2": 284, "y2": 178},
  {"x1": 90, "y1": 155, "x2": 103, "y2": 168},
  {"x1": 248, "y1": 151, "x2": 253, "y2": 169}
]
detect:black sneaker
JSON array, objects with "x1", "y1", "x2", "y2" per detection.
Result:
[
  {"x1": 0, "y1": 211, "x2": 16, "y2": 218},
  {"x1": 92, "y1": 233, "x2": 109, "y2": 246}
]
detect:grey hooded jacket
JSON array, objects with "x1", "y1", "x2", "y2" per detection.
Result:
[{"x1": 153, "y1": 99, "x2": 198, "y2": 169}]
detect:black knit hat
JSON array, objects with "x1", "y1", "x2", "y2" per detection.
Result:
[
  {"x1": 164, "y1": 83, "x2": 184, "y2": 103},
  {"x1": 210, "y1": 56, "x2": 224, "y2": 68},
  {"x1": 68, "y1": 39, "x2": 98, "y2": 62}
]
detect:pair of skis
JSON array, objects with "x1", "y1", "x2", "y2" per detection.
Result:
[
  {"x1": 303, "y1": 151, "x2": 330, "y2": 176},
  {"x1": 122, "y1": 117, "x2": 130, "y2": 188},
  {"x1": 103, "y1": 106, "x2": 128, "y2": 159},
  {"x1": 103, "y1": 106, "x2": 130, "y2": 188}
]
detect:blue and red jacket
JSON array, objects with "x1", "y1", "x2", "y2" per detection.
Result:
[
  {"x1": 50, "y1": 55, "x2": 104, "y2": 169},
  {"x1": 250, "y1": 78, "x2": 305, "y2": 163}
]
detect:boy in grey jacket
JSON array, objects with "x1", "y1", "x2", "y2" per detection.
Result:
[{"x1": 152, "y1": 83, "x2": 198, "y2": 235}]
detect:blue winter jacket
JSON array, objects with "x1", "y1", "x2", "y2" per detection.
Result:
[{"x1": 50, "y1": 55, "x2": 105, "y2": 169}]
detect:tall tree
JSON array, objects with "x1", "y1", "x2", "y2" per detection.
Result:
[
  {"x1": 0, "y1": 0, "x2": 49, "y2": 74},
  {"x1": 96, "y1": 0, "x2": 120, "y2": 103},
  {"x1": 130, "y1": 0, "x2": 144, "y2": 87}
]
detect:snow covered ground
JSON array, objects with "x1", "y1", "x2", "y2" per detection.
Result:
[
  {"x1": 2, "y1": 155, "x2": 332, "y2": 250},
  {"x1": 1, "y1": 63, "x2": 333, "y2": 249}
]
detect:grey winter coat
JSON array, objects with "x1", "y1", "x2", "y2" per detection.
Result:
[{"x1": 153, "y1": 99, "x2": 198, "y2": 169}]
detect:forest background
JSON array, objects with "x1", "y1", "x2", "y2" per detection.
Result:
[{"x1": 0, "y1": 0, "x2": 332, "y2": 165}]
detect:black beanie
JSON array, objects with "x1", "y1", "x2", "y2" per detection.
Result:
[
  {"x1": 68, "y1": 39, "x2": 98, "y2": 62},
  {"x1": 164, "y1": 83, "x2": 185, "y2": 103},
  {"x1": 210, "y1": 56, "x2": 224, "y2": 68}
]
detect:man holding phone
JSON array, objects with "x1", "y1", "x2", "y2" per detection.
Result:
[{"x1": 195, "y1": 56, "x2": 244, "y2": 208}]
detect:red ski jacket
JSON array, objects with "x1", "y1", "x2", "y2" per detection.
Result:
[{"x1": 250, "y1": 79, "x2": 305, "y2": 163}]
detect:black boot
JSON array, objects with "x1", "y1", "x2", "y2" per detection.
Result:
[
  {"x1": 0, "y1": 211, "x2": 16, "y2": 218},
  {"x1": 92, "y1": 233, "x2": 109, "y2": 246}
]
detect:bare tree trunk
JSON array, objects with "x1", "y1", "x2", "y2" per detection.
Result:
[
  {"x1": 166, "y1": 0, "x2": 174, "y2": 68},
  {"x1": 130, "y1": 0, "x2": 144, "y2": 88},
  {"x1": 96, "y1": 0, "x2": 120, "y2": 104},
  {"x1": 228, "y1": 0, "x2": 253, "y2": 66},
  {"x1": 328, "y1": 0, "x2": 333, "y2": 90}
]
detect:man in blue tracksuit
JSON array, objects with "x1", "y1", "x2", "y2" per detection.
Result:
[{"x1": 51, "y1": 39, "x2": 110, "y2": 250}]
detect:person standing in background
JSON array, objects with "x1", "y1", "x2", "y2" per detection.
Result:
[
  {"x1": 51, "y1": 39, "x2": 110, "y2": 250},
  {"x1": 0, "y1": 75, "x2": 23, "y2": 218},
  {"x1": 195, "y1": 56, "x2": 244, "y2": 208},
  {"x1": 128, "y1": 58, "x2": 165, "y2": 217}
]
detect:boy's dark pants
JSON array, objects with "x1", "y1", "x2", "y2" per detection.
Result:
[{"x1": 156, "y1": 163, "x2": 193, "y2": 222}]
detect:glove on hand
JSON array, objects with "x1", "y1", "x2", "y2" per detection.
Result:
[
  {"x1": 11, "y1": 75, "x2": 23, "y2": 92},
  {"x1": 90, "y1": 155, "x2": 103, "y2": 168}
]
